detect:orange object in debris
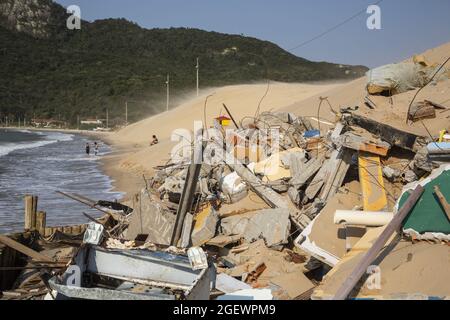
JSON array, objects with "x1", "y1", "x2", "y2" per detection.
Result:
[{"x1": 215, "y1": 116, "x2": 231, "y2": 127}]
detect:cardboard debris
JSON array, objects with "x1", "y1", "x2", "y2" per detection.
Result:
[{"x1": 270, "y1": 271, "x2": 315, "y2": 299}]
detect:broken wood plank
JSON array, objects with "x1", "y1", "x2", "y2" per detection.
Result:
[
  {"x1": 358, "y1": 152, "x2": 388, "y2": 212},
  {"x1": 330, "y1": 122, "x2": 345, "y2": 146},
  {"x1": 332, "y1": 185, "x2": 425, "y2": 300},
  {"x1": 408, "y1": 101, "x2": 436, "y2": 121},
  {"x1": 0, "y1": 235, "x2": 53, "y2": 263},
  {"x1": 364, "y1": 96, "x2": 377, "y2": 109},
  {"x1": 56, "y1": 191, "x2": 121, "y2": 220},
  {"x1": 36, "y1": 211, "x2": 46, "y2": 235},
  {"x1": 320, "y1": 149, "x2": 353, "y2": 202},
  {"x1": 24, "y1": 195, "x2": 38, "y2": 231},
  {"x1": 339, "y1": 131, "x2": 391, "y2": 157},
  {"x1": 290, "y1": 157, "x2": 324, "y2": 189},
  {"x1": 344, "y1": 112, "x2": 427, "y2": 152},
  {"x1": 424, "y1": 100, "x2": 448, "y2": 110},
  {"x1": 304, "y1": 160, "x2": 330, "y2": 201},
  {"x1": 434, "y1": 186, "x2": 450, "y2": 220}
]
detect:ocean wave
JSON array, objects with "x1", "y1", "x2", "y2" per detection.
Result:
[
  {"x1": 13, "y1": 129, "x2": 33, "y2": 134},
  {"x1": 0, "y1": 131, "x2": 74, "y2": 158}
]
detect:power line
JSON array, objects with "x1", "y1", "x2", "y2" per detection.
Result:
[{"x1": 288, "y1": 0, "x2": 385, "y2": 52}]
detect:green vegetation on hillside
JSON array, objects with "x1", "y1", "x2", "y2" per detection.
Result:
[{"x1": 0, "y1": 0, "x2": 368, "y2": 127}]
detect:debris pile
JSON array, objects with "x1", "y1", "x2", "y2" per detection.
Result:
[{"x1": 1, "y1": 55, "x2": 449, "y2": 301}]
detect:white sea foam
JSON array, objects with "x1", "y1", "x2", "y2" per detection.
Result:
[{"x1": 0, "y1": 131, "x2": 74, "y2": 158}]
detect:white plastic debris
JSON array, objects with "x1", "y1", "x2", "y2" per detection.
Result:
[
  {"x1": 187, "y1": 247, "x2": 208, "y2": 270},
  {"x1": 216, "y1": 273, "x2": 252, "y2": 294},
  {"x1": 216, "y1": 289, "x2": 273, "y2": 300},
  {"x1": 83, "y1": 222, "x2": 104, "y2": 245},
  {"x1": 221, "y1": 171, "x2": 248, "y2": 203}
]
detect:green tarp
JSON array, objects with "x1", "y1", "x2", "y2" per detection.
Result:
[{"x1": 400, "y1": 169, "x2": 450, "y2": 234}]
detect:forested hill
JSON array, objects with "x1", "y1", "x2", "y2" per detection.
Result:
[{"x1": 0, "y1": 0, "x2": 368, "y2": 125}]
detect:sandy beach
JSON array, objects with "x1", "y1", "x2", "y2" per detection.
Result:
[
  {"x1": 101, "y1": 41, "x2": 450, "y2": 202},
  {"x1": 6, "y1": 41, "x2": 448, "y2": 220},
  {"x1": 100, "y1": 82, "x2": 343, "y2": 201}
]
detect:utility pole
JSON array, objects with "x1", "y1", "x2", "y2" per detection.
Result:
[
  {"x1": 125, "y1": 101, "x2": 128, "y2": 125},
  {"x1": 166, "y1": 74, "x2": 170, "y2": 112},
  {"x1": 106, "y1": 108, "x2": 109, "y2": 129},
  {"x1": 196, "y1": 57, "x2": 199, "y2": 97}
]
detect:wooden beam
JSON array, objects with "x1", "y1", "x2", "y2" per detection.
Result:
[
  {"x1": 332, "y1": 185, "x2": 425, "y2": 300},
  {"x1": 24, "y1": 195, "x2": 38, "y2": 231},
  {"x1": 170, "y1": 140, "x2": 204, "y2": 246},
  {"x1": 434, "y1": 186, "x2": 450, "y2": 220},
  {"x1": 290, "y1": 157, "x2": 324, "y2": 189},
  {"x1": 339, "y1": 131, "x2": 391, "y2": 157},
  {"x1": 36, "y1": 211, "x2": 46, "y2": 235},
  {"x1": 320, "y1": 149, "x2": 353, "y2": 202},
  {"x1": 0, "y1": 235, "x2": 54, "y2": 263},
  {"x1": 344, "y1": 112, "x2": 426, "y2": 152}
]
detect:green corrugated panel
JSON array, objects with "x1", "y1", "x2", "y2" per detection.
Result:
[{"x1": 400, "y1": 170, "x2": 450, "y2": 234}]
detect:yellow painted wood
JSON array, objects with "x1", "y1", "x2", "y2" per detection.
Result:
[{"x1": 358, "y1": 152, "x2": 388, "y2": 212}]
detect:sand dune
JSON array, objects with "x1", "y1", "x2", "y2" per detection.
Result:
[
  {"x1": 105, "y1": 41, "x2": 450, "y2": 199},
  {"x1": 280, "y1": 41, "x2": 450, "y2": 136},
  {"x1": 115, "y1": 82, "x2": 341, "y2": 145},
  {"x1": 109, "y1": 82, "x2": 341, "y2": 183}
]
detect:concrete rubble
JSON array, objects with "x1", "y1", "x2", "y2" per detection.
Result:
[{"x1": 2, "y1": 57, "x2": 450, "y2": 301}]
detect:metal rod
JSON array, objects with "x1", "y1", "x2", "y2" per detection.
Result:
[
  {"x1": 332, "y1": 185, "x2": 425, "y2": 300},
  {"x1": 56, "y1": 191, "x2": 112, "y2": 217},
  {"x1": 222, "y1": 103, "x2": 240, "y2": 129}
]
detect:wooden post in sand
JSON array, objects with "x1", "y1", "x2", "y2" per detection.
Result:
[
  {"x1": 36, "y1": 211, "x2": 47, "y2": 235},
  {"x1": 24, "y1": 195, "x2": 38, "y2": 231}
]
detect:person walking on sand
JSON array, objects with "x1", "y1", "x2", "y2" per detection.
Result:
[
  {"x1": 85, "y1": 143, "x2": 90, "y2": 155},
  {"x1": 150, "y1": 135, "x2": 159, "y2": 146},
  {"x1": 94, "y1": 142, "x2": 99, "y2": 156}
]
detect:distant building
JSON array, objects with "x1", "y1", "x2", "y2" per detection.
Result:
[
  {"x1": 31, "y1": 119, "x2": 67, "y2": 128},
  {"x1": 80, "y1": 119, "x2": 104, "y2": 125}
]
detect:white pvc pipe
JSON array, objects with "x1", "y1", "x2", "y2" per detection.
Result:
[{"x1": 334, "y1": 210, "x2": 394, "y2": 227}]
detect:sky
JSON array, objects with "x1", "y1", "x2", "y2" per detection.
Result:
[{"x1": 55, "y1": 0, "x2": 450, "y2": 68}]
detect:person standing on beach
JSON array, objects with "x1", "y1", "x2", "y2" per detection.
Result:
[
  {"x1": 85, "y1": 143, "x2": 90, "y2": 155},
  {"x1": 94, "y1": 142, "x2": 99, "y2": 156}
]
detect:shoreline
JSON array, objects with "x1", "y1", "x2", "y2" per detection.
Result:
[
  {"x1": 4, "y1": 126, "x2": 144, "y2": 204},
  {"x1": 97, "y1": 136, "x2": 146, "y2": 205}
]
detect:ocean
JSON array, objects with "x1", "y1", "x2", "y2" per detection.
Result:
[{"x1": 0, "y1": 128, "x2": 124, "y2": 234}]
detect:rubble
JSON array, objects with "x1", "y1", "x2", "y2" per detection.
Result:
[
  {"x1": 191, "y1": 206, "x2": 219, "y2": 247},
  {"x1": 2, "y1": 59, "x2": 450, "y2": 300},
  {"x1": 221, "y1": 208, "x2": 291, "y2": 248}
]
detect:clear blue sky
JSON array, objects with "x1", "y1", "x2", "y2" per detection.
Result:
[{"x1": 55, "y1": 0, "x2": 450, "y2": 68}]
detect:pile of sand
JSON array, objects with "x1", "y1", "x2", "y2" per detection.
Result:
[
  {"x1": 105, "y1": 82, "x2": 341, "y2": 198},
  {"x1": 104, "y1": 42, "x2": 450, "y2": 199}
]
